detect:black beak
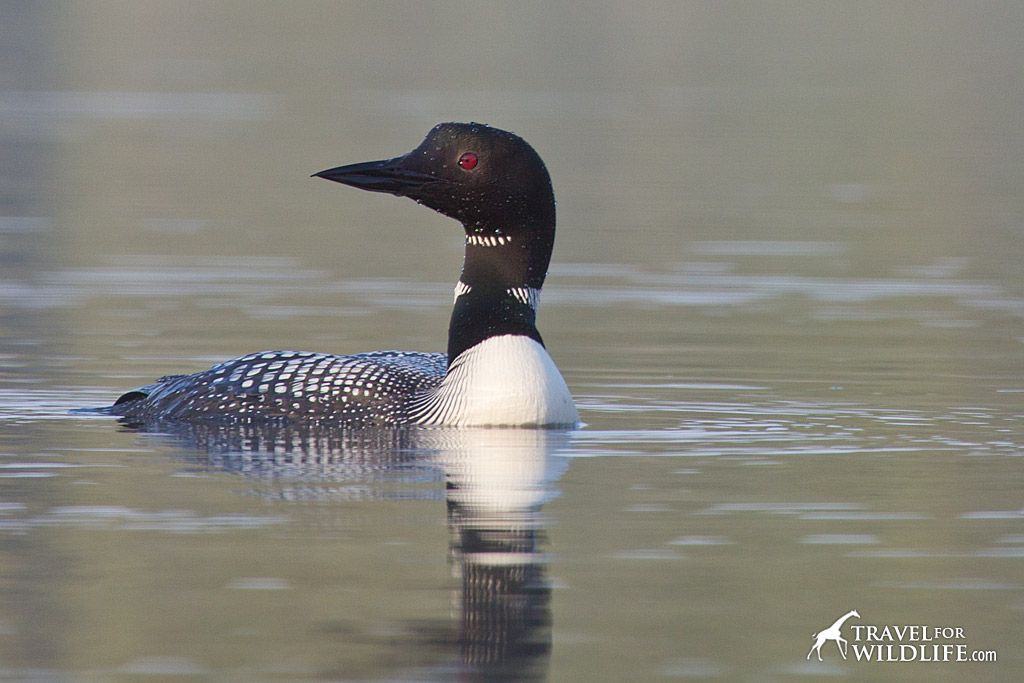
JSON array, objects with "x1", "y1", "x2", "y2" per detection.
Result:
[{"x1": 313, "y1": 156, "x2": 439, "y2": 198}]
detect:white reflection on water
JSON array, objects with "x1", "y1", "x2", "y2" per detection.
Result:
[
  {"x1": 546, "y1": 272, "x2": 1006, "y2": 307},
  {"x1": 853, "y1": 548, "x2": 1024, "y2": 559},
  {"x1": 701, "y1": 502, "x2": 862, "y2": 515},
  {"x1": 668, "y1": 535, "x2": 734, "y2": 546},
  {"x1": 226, "y1": 577, "x2": 292, "y2": 590},
  {"x1": 116, "y1": 656, "x2": 209, "y2": 676},
  {"x1": 801, "y1": 511, "x2": 931, "y2": 520},
  {"x1": 962, "y1": 510, "x2": 1024, "y2": 519},
  {"x1": 800, "y1": 534, "x2": 880, "y2": 545},
  {"x1": 0, "y1": 506, "x2": 289, "y2": 534}
]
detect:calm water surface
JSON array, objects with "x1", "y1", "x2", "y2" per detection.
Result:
[{"x1": 2, "y1": 3, "x2": 1023, "y2": 681}]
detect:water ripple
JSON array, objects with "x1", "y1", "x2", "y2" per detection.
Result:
[{"x1": 0, "y1": 505, "x2": 289, "y2": 534}]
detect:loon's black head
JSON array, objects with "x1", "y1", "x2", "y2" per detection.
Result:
[
  {"x1": 314, "y1": 123, "x2": 555, "y2": 252},
  {"x1": 316, "y1": 124, "x2": 558, "y2": 363}
]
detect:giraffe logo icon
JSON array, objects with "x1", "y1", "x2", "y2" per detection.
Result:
[{"x1": 807, "y1": 610, "x2": 860, "y2": 661}]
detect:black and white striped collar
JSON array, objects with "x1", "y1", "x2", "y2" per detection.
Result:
[
  {"x1": 453, "y1": 280, "x2": 540, "y2": 311},
  {"x1": 465, "y1": 234, "x2": 513, "y2": 247}
]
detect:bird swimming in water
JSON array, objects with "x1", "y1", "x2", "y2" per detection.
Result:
[{"x1": 97, "y1": 123, "x2": 580, "y2": 428}]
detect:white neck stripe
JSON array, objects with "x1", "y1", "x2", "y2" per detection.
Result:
[
  {"x1": 466, "y1": 234, "x2": 512, "y2": 247},
  {"x1": 453, "y1": 282, "x2": 540, "y2": 310},
  {"x1": 453, "y1": 280, "x2": 472, "y2": 302},
  {"x1": 507, "y1": 286, "x2": 541, "y2": 310}
]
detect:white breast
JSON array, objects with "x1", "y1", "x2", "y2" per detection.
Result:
[{"x1": 413, "y1": 335, "x2": 580, "y2": 427}]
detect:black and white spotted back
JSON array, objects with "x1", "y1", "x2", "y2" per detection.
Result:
[{"x1": 110, "y1": 350, "x2": 447, "y2": 427}]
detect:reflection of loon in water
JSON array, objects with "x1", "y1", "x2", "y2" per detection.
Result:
[
  {"x1": 88, "y1": 123, "x2": 579, "y2": 429},
  {"x1": 162, "y1": 422, "x2": 570, "y2": 680},
  {"x1": 442, "y1": 429, "x2": 568, "y2": 677}
]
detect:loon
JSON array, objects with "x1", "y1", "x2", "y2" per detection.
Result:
[{"x1": 101, "y1": 123, "x2": 580, "y2": 428}]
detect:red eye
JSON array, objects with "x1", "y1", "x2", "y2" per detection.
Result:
[{"x1": 458, "y1": 152, "x2": 478, "y2": 170}]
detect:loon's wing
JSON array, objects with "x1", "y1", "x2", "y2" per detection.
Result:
[{"x1": 105, "y1": 350, "x2": 447, "y2": 426}]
